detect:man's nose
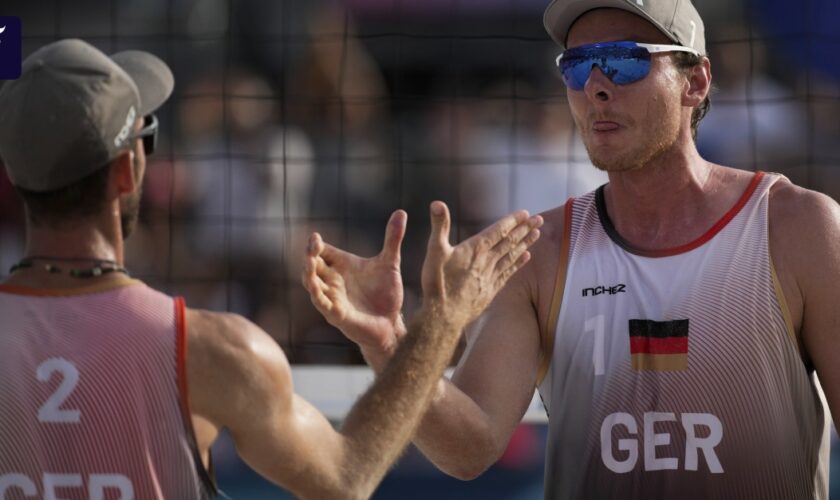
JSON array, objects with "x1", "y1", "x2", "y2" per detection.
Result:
[{"x1": 584, "y1": 65, "x2": 613, "y2": 102}]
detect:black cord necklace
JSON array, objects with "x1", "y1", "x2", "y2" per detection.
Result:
[{"x1": 9, "y1": 256, "x2": 130, "y2": 279}]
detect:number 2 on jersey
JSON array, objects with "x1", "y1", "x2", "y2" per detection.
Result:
[{"x1": 37, "y1": 358, "x2": 81, "y2": 423}]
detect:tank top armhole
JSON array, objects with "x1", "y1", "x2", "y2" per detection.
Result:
[
  {"x1": 769, "y1": 257, "x2": 811, "y2": 370},
  {"x1": 537, "y1": 198, "x2": 574, "y2": 386},
  {"x1": 175, "y1": 297, "x2": 219, "y2": 495}
]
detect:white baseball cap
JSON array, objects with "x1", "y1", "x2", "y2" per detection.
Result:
[{"x1": 544, "y1": 0, "x2": 706, "y2": 54}]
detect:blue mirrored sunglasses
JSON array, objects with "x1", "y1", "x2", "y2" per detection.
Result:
[{"x1": 556, "y1": 41, "x2": 700, "y2": 91}]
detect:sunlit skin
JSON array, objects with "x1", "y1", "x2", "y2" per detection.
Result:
[
  {"x1": 565, "y1": 8, "x2": 723, "y2": 250},
  {"x1": 566, "y1": 12, "x2": 686, "y2": 173},
  {"x1": 2, "y1": 110, "x2": 546, "y2": 498},
  {"x1": 298, "y1": 7, "x2": 840, "y2": 490}
]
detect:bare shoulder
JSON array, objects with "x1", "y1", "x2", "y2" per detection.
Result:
[
  {"x1": 534, "y1": 203, "x2": 568, "y2": 257},
  {"x1": 769, "y1": 177, "x2": 840, "y2": 247},
  {"x1": 187, "y1": 309, "x2": 287, "y2": 369},
  {"x1": 530, "y1": 204, "x2": 567, "y2": 269},
  {"x1": 768, "y1": 177, "x2": 840, "y2": 292},
  {"x1": 186, "y1": 308, "x2": 292, "y2": 422}
]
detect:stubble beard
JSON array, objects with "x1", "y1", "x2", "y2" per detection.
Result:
[
  {"x1": 582, "y1": 102, "x2": 682, "y2": 173},
  {"x1": 120, "y1": 150, "x2": 145, "y2": 240},
  {"x1": 120, "y1": 187, "x2": 142, "y2": 240}
]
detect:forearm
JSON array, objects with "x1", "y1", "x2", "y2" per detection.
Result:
[
  {"x1": 338, "y1": 303, "x2": 463, "y2": 496},
  {"x1": 360, "y1": 322, "x2": 505, "y2": 479},
  {"x1": 412, "y1": 378, "x2": 505, "y2": 480}
]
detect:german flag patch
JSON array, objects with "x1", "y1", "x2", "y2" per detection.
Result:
[{"x1": 629, "y1": 319, "x2": 688, "y2": 371}]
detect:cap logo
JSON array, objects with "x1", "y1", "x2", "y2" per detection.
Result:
[
  {"x1": 635, "y1": 0, "x2": 644, "y2": 6},
  {"x1": 114, "y1": 105, "x2": 137, "y2": 148}
]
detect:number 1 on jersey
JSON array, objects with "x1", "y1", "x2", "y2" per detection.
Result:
[
  {"x1": 37, "y1": 358, "x2": 81, "y2": 424},
  {"x1": 585, "y1": 315, "x2": 605, "y2": 376}
]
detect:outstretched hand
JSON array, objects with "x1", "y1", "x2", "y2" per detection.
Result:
[
  {"x1": 302, "y1": 210, "x2": 407, "y2": 363},
  {"x1": 420, "y1": 201, "x2": 543, "y2": 328},
  {"x1": 302, "y1": 202, "x2": 543, "y2": 369}
]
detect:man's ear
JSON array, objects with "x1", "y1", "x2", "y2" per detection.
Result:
[
  {"x1": 684, "y1": 56, "x2": 712, "y2": 107},
  {"x1": 109, "y1": 151, "x2": 136, "y2": 196}
]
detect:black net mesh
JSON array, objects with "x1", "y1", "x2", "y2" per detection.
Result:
[{"x1": 1, "y1": 0, "x2": 839, "y2": 365}]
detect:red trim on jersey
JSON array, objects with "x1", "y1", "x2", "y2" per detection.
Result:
[
  {"x1": 630, "y1": 336, "x2": 688, "y2": 355},
  {"x1": 537, "y1": 198, "x2": 575, "y2": 386},
  {"x1": 176, "y1": 297, "x2": 190, "y2": 428},
  {"x1": 597, "y1": 171, "x2": 765, "y2": 258},
  {"x1": 175, "y1": 297, "x2": 217, "y2": 494}
]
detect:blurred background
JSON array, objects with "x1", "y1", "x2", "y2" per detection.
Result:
[{"x1": 1, "y1": 0, "x2": 838, "y2": 497}]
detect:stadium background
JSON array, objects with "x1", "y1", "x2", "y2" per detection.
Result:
[{"x1": 1, "y1": 0, "x2": 839, "y2": 497}]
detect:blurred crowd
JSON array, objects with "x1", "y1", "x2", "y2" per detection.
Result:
[{"x1": 1, "y1": 0, "x2": 838, "y2": 363}]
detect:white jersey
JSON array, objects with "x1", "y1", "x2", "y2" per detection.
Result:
[{"x1": 537, "y1": 172, "x2": 829, "y2": 499}]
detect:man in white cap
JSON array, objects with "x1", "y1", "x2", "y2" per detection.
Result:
[
  {"x1": 0, "y1": 39, "x2": 543, "y2": 498},
  {"x1": 304, "y1": 0, "x2": 839, "y2": 497}
]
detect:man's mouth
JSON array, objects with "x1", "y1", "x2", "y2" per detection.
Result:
[{"x1": 592, "y1": 121, "x2": 620, "y2": 132}]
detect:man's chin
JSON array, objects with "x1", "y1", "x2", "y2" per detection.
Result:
[
  {"x1": 585, "y1": 136, "x2": 673, "y2": 173},
  {"x1": 587, "y1": 147, "x2": 643, "y2": 172},
  {"x1": 591, "y1": 159, "x2": 644, "y2": 173}
]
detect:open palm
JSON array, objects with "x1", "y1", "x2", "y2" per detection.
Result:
[{"x1": 303, "y1": 211, "x2": 407, "y2": 356}]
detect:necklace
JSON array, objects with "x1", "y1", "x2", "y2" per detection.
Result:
[{"x1": 9, "y1": 256, "x2": 130, "y2": 279}]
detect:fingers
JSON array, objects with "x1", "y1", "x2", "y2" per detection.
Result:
[
  {"x1": 303, "y1": 234, "x2": 322, "y2": 289},
  {"x1": 306, "y1": 232, "x2": 324, "y2": 258},
  {"x1": 427, "y1": 201, "x2": 451, "y2": 255},
  {"x1": 312, "y1": 235, "x2": 351, "y2": 268},
  {"x1": 475, "y1": 209, "x2": 531, "y2": 249},
  {"x1": 492, "y1": 215, "x2": 542, "y2": 286},
  {"x1": 493, "y1": 227, "x2": 541, "y2": 276},
  {"x1": 302, "y1": 251, "x2": 329, "y2": 299},
  {"x1": 302, "y1": 237, "x2": 344, "y2": 317},
  {"x1": 380, "y1": 209, "x2": 407, "y2": 265},
  {"x1": 302, "y1": 260, "x2": 333, "y2": 314},
  {"x1": 309, "y1": 280, "x2": 334, "y2": 314},
  {"x1": 494, "y1": 250, "x2": 533, "y2": 289},
  {"x1": 489, "y1": 214, "x2": 543, "y2": 267}
]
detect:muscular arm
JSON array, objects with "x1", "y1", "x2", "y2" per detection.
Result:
[
  {"x1": 770, "y1": 182, "x2": 840, "y2": 422},
  {"x1": 187, "y1": 204, "x2": 541, "y2": 498},
  {"x1": 187, "y1": 306, "x2": 463, "y2": 499}
]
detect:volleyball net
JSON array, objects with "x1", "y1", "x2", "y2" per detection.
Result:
[
  {"x1": 2, "y1": 2, "x2": 839, "y2": 497},
  {"x1": 1, "y1": 0, "x2": 838, "y2": 371}
]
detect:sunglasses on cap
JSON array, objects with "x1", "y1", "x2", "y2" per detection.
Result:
[
  {"x1": 127, "y1": 114, "x2": 158, "y2": 155},
  {"x1": 555, "y1": 41, "x2": 700, "y2": 91}
]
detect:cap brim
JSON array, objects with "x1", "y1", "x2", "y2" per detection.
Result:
[
  {"x1": 110, "y1": 50, "x2": 174, "y2": 117},
  {"x1": 544, "y1": 0, "x2": 679, "y2": 49}
]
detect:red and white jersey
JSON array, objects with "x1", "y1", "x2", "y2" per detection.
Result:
[
  {"x1": 0, "y1": 277, "x2": 214, "y2": 499},
  {"x1": 536, "y1": 172, "x2": 829, "y2": 499}
]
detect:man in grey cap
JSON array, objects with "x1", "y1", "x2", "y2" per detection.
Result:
[
  {"x1": 303, "y1": 0, "x2": 839, "y2": 498},
  {"x1": 0, "y1": 39, "x2": 543, "y2": 498}
]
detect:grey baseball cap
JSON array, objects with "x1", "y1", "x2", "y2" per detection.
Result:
[
  {"x1": 544, "y1": 0, "x2": 706, "y2": 55},
  {"x1": 0, "y1": 38, "x2": 174, "y2": 192}
]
